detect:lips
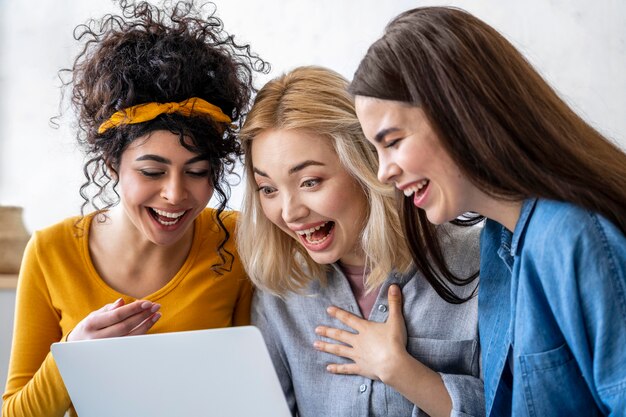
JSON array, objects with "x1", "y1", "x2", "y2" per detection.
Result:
[
  {"x1": 294, "y1": 221, "x2": 334, "y2": 243},
  {"x1": 293, "y1": 221, "x2": 336, "y2": 252},
  {"x1": 401, "y1": 179, "x2": 429, "y2": 197},
  {"x1": 148, "y1": 207, "x2": 189, "y2": 226}
]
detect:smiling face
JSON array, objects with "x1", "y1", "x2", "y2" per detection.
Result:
[
  {"x1": 251, "y1": 128, "x2": 369, "y2": 266},
  {"x1": 355, "y1": 96, "x2": 482, "y2": 225},
  {"x1": 115, "y1": 130, "x2": 213, "y2": 246}
]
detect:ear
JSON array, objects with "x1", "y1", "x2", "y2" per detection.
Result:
[{"x1": 104, "y1": 159, "x2": 119, "y2": 181}]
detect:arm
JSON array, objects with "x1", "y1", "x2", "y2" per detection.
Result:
[
  {"x1": 2, "y1": 237, "x2": 71, "y2": 417},
  {"x1": 2, "y1": 235, "x2": 160, "y2": 417},
  {"x1": 569, "y1": 218, "x2": 626, "y2": 414},
  {"x1": 251, "y1": 290, "x2": 298, "y2": 417},
  {"x1": 315, "y1": 285, "x2": 484, "y2": 417}
]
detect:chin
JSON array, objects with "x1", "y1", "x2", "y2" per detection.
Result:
[
  {"x1": 425, "y1": 209, "x2": 455, "y2": 225},
  {"x1": 307, "y1": 252, "x2": 339, "y2": 266}
]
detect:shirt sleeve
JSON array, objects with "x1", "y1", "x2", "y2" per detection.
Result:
[
  {"x1": 251, "y1": 290, "x2": 298, "y2": 417},
  {"x1": 439, "y1": 373, "x2": 486, "y2": 417},
  {"x1": 570, "y1": 216, "x2": 626, "y2": 414},
  {"x1": 1, "y1": 234, "x2": 72, "y2": 417}
]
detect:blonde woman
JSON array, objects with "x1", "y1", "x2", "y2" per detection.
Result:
[{"x1": 237, "y1": 66, "x2": 485, "y2": 417}]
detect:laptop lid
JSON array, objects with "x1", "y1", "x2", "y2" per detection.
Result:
[{"x1": 51, "y1": 326, "x2": 291, "y2": 417}]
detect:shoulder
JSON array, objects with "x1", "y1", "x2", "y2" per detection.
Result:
[
  {"x1": 30, "y1": 214, "x2": 87, "y2": 247},
  {"x1": 526, "y1": 199, "x2": 623, "y2": 248},
  {"x1": 197, "y1": 208, "x2": 238, "y2": 234},
  {"x1": 522, "y1": 200, "x2": 625, "y2": 272}
]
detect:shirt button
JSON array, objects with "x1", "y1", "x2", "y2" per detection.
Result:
[
  {"x1": 359, "y1": 384, "x2": 367, "y2": 393},
  {"x1": 377, "y1": 304, "x2": 388, "y2": 313}
]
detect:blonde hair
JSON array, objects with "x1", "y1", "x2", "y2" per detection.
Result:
[{"x1": 237, "y1": 66, "x2": 411, "y2": 296}]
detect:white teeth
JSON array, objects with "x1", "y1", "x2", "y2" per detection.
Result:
[
  {"x1": 151, "y1": 208, "x2": 187, "y2": 226},
  {"x1": 295, "y1": 221, "x2": 328, "y2": 236},
  {"x1": 402, "y1": 180, "x2": 429, "y2": 197},
  {"x1": 153, "y1": 208, "x2": 186, "y2": 219},
  {"x1": 305, "y1": 233, "x2": 329, "y2": 244}
]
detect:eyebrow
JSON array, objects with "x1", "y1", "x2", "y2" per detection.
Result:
[
  {"x1": 288, "y1": 160, "x2": 325, "y2": 174},
  {"x1": 135, "y1": 154, "x2": 206, "y2": 165},
  {"x1": 253, "y1": 160, "x2": 325, "y2": 178},
  {"x1": 374, "y1": 127, "x2": 402, "y2": 143}
]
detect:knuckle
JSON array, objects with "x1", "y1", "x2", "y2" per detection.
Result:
[
  {"x1": 328, "y1": 343, "x2": 341, "y2": 354},
  {"x1": 327, "y1": 328, "x2": 339, "y2": 338}
]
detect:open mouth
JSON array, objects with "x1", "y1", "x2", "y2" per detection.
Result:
[
  {"x1": 403, "y1": 179, "x2": 430, "y2": 199},
  {"x1": 295, "y1": 221, "x2": 335, "y2": 245},
  {"x1": 148, "y1": 207, "x2": 189, "y2": 227}
]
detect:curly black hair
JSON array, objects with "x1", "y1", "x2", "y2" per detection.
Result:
[{"x1": 61, "y1": 0, "x2": 269, "y2": 272}]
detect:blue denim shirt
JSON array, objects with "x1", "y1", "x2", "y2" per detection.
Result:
[{"x1": 479, "y1": 198, "x2": 626, "y2": 416}]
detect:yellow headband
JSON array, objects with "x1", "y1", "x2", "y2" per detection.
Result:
[{"x1": 97, "y1": 97, "x2": 232, "y2": 134}]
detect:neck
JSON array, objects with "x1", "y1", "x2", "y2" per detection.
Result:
[
  {"x1": 338, "y1": 249, "x2": 366, "y2": 269},
  {"x1": 475, "y1": 196, "x2": 523, "y2": 232}
]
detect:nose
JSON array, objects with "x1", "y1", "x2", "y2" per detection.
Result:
[
  {"x1": 377, "y1": 153, "x2": 401, "y2": 184},
  {"x1": 281, "y1": 193, "x2": 308, "y2": 224},
  {"x1": 161, "y1": 174, "x2": 188, "y2": 204}
]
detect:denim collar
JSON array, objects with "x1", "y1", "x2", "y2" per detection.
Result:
[
  {"x1": 495, "y1": 198, "x2": 537, "y2": 269},
  {"x1": 509, "y1": 198, "x2": 537, "y2": 256}
]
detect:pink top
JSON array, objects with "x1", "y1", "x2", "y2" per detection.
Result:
[{"x1": 337, "y1": 262, "x2": 378, "y2": 319}]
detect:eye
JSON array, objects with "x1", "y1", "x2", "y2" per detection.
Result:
[
  {"x1": 301, "y1": 178, "x2": 320, "y2": 188},
  {"x1": 257, "y1": 185, "x2": 277, "y2": 197},
  {"x1": 139, "y1": 169, "x2": 165, "y2": 178},
  {"x1": 384, "y1": 138, "x2": 402, "y2": 149},
  {"x1": 187, "y1": 169, "x2": 210, "y2": 178}
]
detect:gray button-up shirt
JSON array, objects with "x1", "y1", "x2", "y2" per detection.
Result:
[{"x1": 252, "y1": 224, "x2": 485, "y2": 416}]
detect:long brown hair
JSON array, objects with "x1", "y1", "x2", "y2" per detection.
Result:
[{"x1": 350, "y1": 6, "x2": 626, "y2": 302}]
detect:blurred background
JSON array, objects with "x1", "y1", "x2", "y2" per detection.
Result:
[{"x1": 0, "y1": 0, "x2": 625, "y2": 233}]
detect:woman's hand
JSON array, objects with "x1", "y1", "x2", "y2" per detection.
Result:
[
  {"x1": 67, "y1": 298, "x2": 161, "y2": 342},
  {"x1": 313, "y1": 284, "x2": 408, "y2": 383}
]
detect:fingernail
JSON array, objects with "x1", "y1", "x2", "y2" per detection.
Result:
[
  {"x1": 389, "y1": 285, "x2": 400, "y2": 296},
  {"x1": 313, "y1": 341, "x2": 321, "y2": 349},
  {"x1": 314, "y1": 327, "x2": 321, "y2": 334},
  {"x1": 141, "y1": 301, "x2": 152, "y2": 309},
  {"x1": 114, "y1": 297, "x2": 123, "y2": 304},
  {"x1": 150, "y1": 304, "x2": 161, "y2": 313},
  {"x1": 151, "y1": 312, "x2": 161, "y2": 322},
  {"x1": 326, "y1": 306, "x2": 335, "y2": 314}
]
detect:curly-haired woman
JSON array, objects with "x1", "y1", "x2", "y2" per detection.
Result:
[{"x1": 2, "y1": 2, "x2": 267, "y2": 416}]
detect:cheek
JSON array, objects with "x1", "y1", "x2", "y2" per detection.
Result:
[
  {"x1": 192, "y1": 181, "x2": 214, "y2": 203},
  {"x1": 330, "y1": 188, "x2": 367, "y2": 224},
  {"x1": 118, "y1": 176, "x2": 147, "y2": 204},
  {"x1": 259, "y1": 198, "x2": 282, "y2": 226}
]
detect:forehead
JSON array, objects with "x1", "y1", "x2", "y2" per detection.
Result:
[
  {"x1": 126, "y1": 130, "x2": 198, "y2": 153},
  {"x1": 356, "y1": 96, "x2": 420, "y2": 117},
  {"x1": 355, "y1": 97, "x2": 422, "y2": 137},
  {"x1": 251, "y1": 129, "x2": 338, "y2": 166}
]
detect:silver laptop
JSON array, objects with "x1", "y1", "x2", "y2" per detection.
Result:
[{"x1": 51, "y1": 326, "x2": 291, "y2": 417}]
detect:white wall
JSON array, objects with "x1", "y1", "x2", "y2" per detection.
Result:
[{"x1": 0, "y1": 0, "x2": 625, "y2": 234}]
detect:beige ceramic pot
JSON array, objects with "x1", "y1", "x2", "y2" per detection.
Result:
[{"x1": 0, "y1": 206, "x2": 30, "y2": 274}]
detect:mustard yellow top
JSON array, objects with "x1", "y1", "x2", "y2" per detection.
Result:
[{"x1": 2, "y1": 208, "x2": 253, "y2": 417}]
